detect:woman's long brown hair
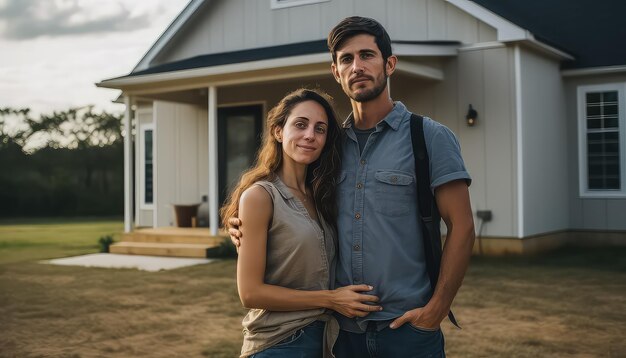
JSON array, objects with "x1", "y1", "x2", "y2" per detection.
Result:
[{"x1": 220, "y1": 88, "x2": 342, "y2": 231}]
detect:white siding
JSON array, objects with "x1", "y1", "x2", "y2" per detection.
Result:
[
  {"x1": 482, "y1": 47, "x2": 517, "y2": 237},
  {"x1": 564, "y1": 73, "x2": 626, "y2": 231},
  {"x1": 519, "y1": 47, "x2": 569, "y2": 236},
  {"x1": 456, "y1": 47, "x2": 516, "y2": 237},
  {"x1": 152, "y1": 0, "x2": 496, "y2": 66},
  {"x1": 393, "y1": 46, "x2": 517, "y2": 238},
  {"x1": 154, "y1": 101, "x2": 208, "y2": 227},
  {"x1": 216, "y1": 76, "x2": 352, "y2": 118}
]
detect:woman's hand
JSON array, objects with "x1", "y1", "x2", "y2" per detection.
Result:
[
  {"x1": 329, "y1": 285, "x2": 382, "y2": 318},
  {"x1": 228, "y1": 217, "x2": 242, "y2": 249}
]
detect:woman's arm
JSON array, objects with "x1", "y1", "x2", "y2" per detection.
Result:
[{"x1": 237, "y1": 185, "x2": 381, "y2": 318}]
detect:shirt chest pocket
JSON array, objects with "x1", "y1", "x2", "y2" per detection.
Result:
[
  {"x1": 374, "y1": 170, "x2": 415, "y2": 217},
  {"x1": 337, "y1": 170, "x2": 353, "y2": 196}
]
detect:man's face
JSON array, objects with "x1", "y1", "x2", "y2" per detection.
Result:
[{"x1": 331, "y1": 34, "x2": 396, "y2": 103}]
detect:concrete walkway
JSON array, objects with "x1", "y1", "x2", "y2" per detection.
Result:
[{"x1": 43, "y1": 253, "x2": 214, "y2": 272}]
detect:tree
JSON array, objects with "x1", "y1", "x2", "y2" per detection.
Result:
[
  {"x1": 0, "y1": 106, "x2": 125, "y2": 218},
  {"x1": 0, "y1": 108, "x2": 30, "y2": 149},
  {"x1": 0, "y1": 106, "x2": 123, "y2": 153}
]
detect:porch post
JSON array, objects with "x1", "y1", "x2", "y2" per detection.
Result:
[
  {"x1": 123, "y1": 95, "x2": 134, "y2": 233},
  {"x1": 208, "y1": 86, "x2": 219, "y2": 236}
]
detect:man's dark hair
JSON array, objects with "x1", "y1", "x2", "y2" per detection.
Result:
[{"x1": 327, "y1": 16, "x2": 393, "y2": 64}]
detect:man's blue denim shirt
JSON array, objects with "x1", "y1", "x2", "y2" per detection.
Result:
[{"x1": 335, "y1": 102, "x2": 471, "y2": 332}]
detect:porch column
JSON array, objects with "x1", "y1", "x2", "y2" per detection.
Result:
[
  {"x1": 208, "y1": 86, "x2": 219, "y2": 236},
  {"x1": 123, "y1": 96, "x2": 134, "y2": 233}
]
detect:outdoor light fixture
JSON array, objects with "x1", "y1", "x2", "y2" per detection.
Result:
[{"x1": 466, "y1": 104, "x2": 478, "y2": 126}]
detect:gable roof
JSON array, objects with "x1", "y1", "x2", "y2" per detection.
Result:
[
  {"x1": 132, "y1": 0, "x2": 208, "y2": 72},
  {"x1": 128, "y1": 0, "x2": 544, "y2": 76},
  {"x1": 469, "y1": 0, "x2": 626, "y2": 69},
  {"x1": 129, "y1": 0, "x2": 623, "y2": 80}
]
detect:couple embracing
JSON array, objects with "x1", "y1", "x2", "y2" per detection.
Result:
[{"x1": 222, "y1": 16, "x2": 475, "y2": 358}]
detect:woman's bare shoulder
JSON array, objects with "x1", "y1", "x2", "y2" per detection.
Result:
[{"x1": 239, "y1": 185, "x2": 273, "y2": 221}]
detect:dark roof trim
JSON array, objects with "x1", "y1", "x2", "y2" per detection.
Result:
[
  {"x1": 127, "y1": 39, "x2": 464, "y2": 79},
  {"x1": 130, "y1": 40, "x2": 329, "y2": 77}
]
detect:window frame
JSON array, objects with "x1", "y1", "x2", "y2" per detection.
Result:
[
  {"x1": 139, "y1": 123, "x2": 155, "y2": 209},
  {"x1": 577, "y1": 83, "x2": 626, "y2": 198},
  {"x1": 270, "y1": 0, "x2": 330, "y2": 10}
]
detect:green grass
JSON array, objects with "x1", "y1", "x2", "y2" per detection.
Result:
[
  {"x1": 0, "y1": 218, "x2": 123, "y2": 264},
  {"x1": 1, "y1": 219, "x2": 625, "y2": 357}
]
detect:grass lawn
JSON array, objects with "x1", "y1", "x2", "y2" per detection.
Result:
[
  {"x1": 0, "y1": 217, "x2": 123, "y2": 264},
  {"x1": 1, "y1": 219, "x2": 625, "y2": 357}
]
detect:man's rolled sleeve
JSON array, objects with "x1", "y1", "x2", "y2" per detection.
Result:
[{"x1": 425, "y1": 120, "x2": 472, "y2": 193}]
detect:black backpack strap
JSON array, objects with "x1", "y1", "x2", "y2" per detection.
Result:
[{"x1": 409, "y1": 113, "x2": 460, "y2": 329}]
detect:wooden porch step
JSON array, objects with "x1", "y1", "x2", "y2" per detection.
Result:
[
  {"x1": 122, "y1": 233, "x2": 224, "y2": 245},
  {"x1": 122, "y1": 227, "x2": 226, "y2": 245},
  {"x1": 110, "y1": 242, "x2": 217, "y2": 258}
]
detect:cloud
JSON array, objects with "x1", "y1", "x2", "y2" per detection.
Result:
[{"x1": 0, "y1": 0, "x2": 151, "y2": 40}]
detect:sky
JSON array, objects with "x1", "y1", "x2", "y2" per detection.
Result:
[{"x1": 0, "y1": 0, "x2": 190, "y2": 117}]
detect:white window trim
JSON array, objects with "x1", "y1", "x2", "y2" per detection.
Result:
[
  {"x1": 270, "y1": 0, "x2": 329, "y2": 9},
  {"x1": 577, "y1": 83, "x2": 626, "y2": 198},
  {"x1": 139, "y1": 123, "x2": 155, "y2": 209}
]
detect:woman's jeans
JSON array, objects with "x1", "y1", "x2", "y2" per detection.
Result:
[{"x1": 250, "y1": 321, "x2": 325, "y2": 358}]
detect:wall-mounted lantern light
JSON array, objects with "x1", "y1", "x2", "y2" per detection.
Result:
[{"x1": 466, "y1": 104, "x2": 478, "y2": 126}]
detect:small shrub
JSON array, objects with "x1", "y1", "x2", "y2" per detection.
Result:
[
  {"x1": 98, "y1": 235, "x2": 115, "y2": 253},
  {"x1": 207, "y1": 238, "x2": 238, "y2": 258}
]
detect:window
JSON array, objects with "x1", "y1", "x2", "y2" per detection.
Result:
[
  {"x1": 140, "y1": 123, "x2": 154, "y2": 208},
  {"x1": 578, "y1": 83, "x2": 626, "y2": 197},
  {"x1": 271, "y1": 0, "x2": 329, "y2": 9}
]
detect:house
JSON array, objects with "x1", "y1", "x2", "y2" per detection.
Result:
[{"x1": 97, "y1": 0, "x2": 626, "y2": 255}]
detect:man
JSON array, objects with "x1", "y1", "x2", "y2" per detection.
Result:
[{"x1": 232, "y1": 16, "x2": 475, "y2": 357}]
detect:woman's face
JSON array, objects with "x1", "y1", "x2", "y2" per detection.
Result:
[{"x1": 275, "y1": 100, "x2": 329, "y2": 166}]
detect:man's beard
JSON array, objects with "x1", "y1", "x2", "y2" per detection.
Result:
[{"x1": 350, "y1": 74, "x2": 388, "y2": 103}]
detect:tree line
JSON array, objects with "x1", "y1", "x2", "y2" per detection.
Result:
[{"x1": 0, "y1": 107, "x2": 124, "y2": 218}]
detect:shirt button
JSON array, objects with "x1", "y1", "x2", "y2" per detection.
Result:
[
  {"x1": 356, "y1": 183, "x2": 363, "y2": 189},
  {"x1": 355, "y1": 213, "x2": 361, "y2": 219},
  {"x1": 354, "y1": 277, "x2": 361, "y2": 282},
  {"x1": 360, "y1": 160, "x2": 366, "y2": 165},
  {"x1": 353, "y1": 244, "x2": 360, "y2": 251},
  {"x1": 391, "y1": 176, "x2": 398, "y2": 183}
]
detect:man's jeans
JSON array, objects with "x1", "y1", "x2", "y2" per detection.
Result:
[
  {"x1": 250, "y1": 321, "x2": 324, "y2": 358},
  {"x1": 333, "y1": 322, "x2": 445, "y2": 358}
]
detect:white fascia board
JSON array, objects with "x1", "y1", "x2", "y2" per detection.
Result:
[
  {"x1": 524, "y1": 35, "x2": 574, "y2": 60},
  {"x1": 446, "y1": 0, "x2": 573, "y2": 60},
  {"x1": 459, "y1": 41, "x2": 506, "y2": 52},
  {"x1": 392, "y1": 43, "x2": 459, "y2": 56},
  {"x1": 133, "y1": 0, "x2": 208, "y2": 72},
  {"x1": 460, "y1": 37, "x2": 573, "y2": 61},
  {"x1": 98, "y1": 52, "x2": 332, "y2": 89},
  {"x1": 562, "y1": 65, "x2": 626, "y2": 77},
  {"x1": 446, "y1": 0, "x2": 529, "y2": 41},
  {"x1": 395, "y1": 62, "x2": 444, "y2": 81}
]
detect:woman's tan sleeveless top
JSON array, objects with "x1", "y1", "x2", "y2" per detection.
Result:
[{"x1": 240, "y1": 177, "x2": 338, "y2": 358}]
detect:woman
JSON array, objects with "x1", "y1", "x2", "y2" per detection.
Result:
[{"x1": 221, "y1": 89, "x2": 381, "y2": 358}]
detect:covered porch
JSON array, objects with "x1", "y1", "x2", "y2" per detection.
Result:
[{"x1": 97, "y1": 41, "x2": 457, "y2": 256}]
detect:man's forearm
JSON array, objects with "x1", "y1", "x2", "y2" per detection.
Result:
[{"x1": 426, "y1": 224, "x2": 475, "y2": 319}]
